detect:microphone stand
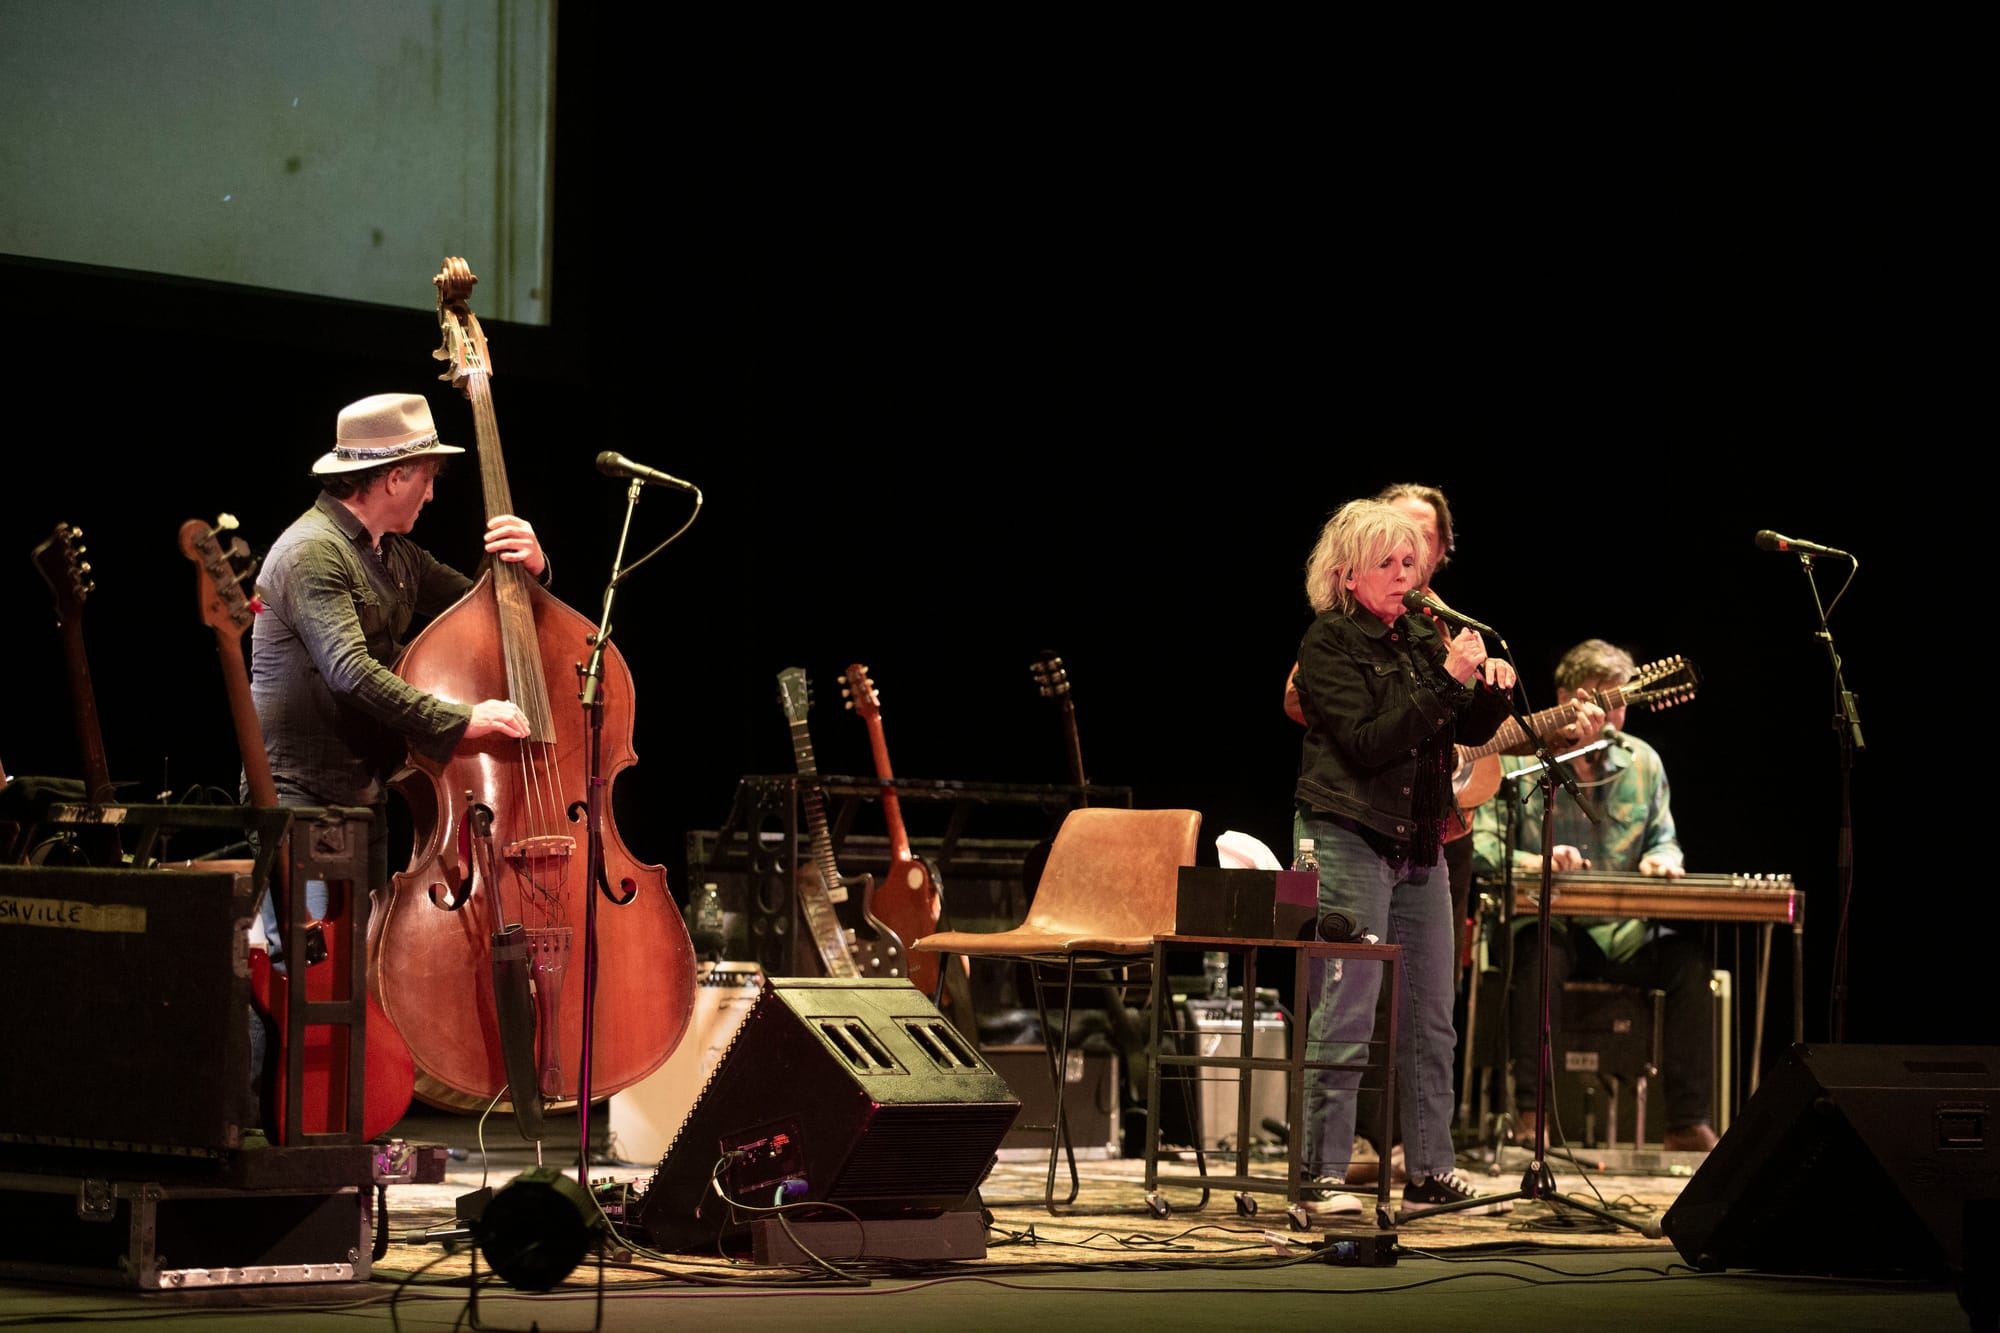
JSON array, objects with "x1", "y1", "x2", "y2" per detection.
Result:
[
  {"x1": 1493, "y1": 743, "x2": 1607, "y2": 1177},
  {"x1": 1786, "y1": 550, "x2": 1863, "y2": 1041},
  {"x1": 570, "y1": 477, "x2": 650, "y2": 1190},
  {"x1": 568, "y1": 473, "x2": 702, "y2": 1189},
  {"x1": 1410, "y1": 731, "x2": 1659, "y2": 1237}
]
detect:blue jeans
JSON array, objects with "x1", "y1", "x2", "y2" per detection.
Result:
[{"x1": 1296, "y1": 807, "x2": 1459, "y2": 1184}]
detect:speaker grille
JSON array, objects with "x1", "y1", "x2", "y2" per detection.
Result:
[{"x1": 835, "y1": 1104, "x2": 1023, "y2": 1201}]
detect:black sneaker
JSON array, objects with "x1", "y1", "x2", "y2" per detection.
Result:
[
  {"x1": 1400, "y1": 1171, "x2": 1515, "y2": 1217},
  {"x1": 1296, "y1": 1177, "x2": 1364, "y2": 1219}
]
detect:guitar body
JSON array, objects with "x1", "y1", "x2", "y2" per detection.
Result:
[
  {"x1": 793, "y1": 864, "x2": 904, "y2": 978},
  {"x1": 870, "y1": 852, "x2": 943, "y2": 994},
  {"x1": 1444, "y1": 754, "x2": 1503, "y2": 840},
  {"x1": 251, "y1": 907, "x2": 418, "y2": 1143}
]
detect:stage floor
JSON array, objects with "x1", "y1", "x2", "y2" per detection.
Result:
[
  {"x1": 369, "y1": 1106, "x2": 1705, "y2": 1283},
  {"x1": 0, "y1": 1109, "x2": 1974, "y2": 1333}
]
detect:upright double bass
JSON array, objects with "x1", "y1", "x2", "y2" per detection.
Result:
[{"x1": 370, "y1": 258, "x2": 693, "y2": 1117}]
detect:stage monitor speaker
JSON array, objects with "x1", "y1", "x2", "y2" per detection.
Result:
[
  {"x1": 632, "y1": 977, "x2": 1020, "y2": 1253},
  {"x1": 1661, "y1": 1042, "x2": 1998, "y2": 1278}
]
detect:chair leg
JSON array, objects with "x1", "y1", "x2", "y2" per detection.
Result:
[
  {"x1": 1026, "y1": 960, "x2": 1083, "y2": 1214},
  {"x1": 937, "y1": 953, "x2": 980, "y2": 1045}
]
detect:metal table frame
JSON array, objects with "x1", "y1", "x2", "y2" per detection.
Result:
[{"x1": 1142, "y1": 933, "x2": 1402, "y2": 1229}]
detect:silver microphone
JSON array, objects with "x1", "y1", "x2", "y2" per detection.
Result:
[
  {"x1": 1754, "y1": 529, "x2": 1851, "y2": 558},
  {"x1": 1402, "y1": 589, "x2": 1498, "y2": 636}
]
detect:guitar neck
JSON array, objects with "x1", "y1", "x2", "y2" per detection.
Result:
[
  {"x1": 59, "y1": 617, "x2": 116, "y2": 805},
  {"x1": 462, "y1": 374, "x2": 556, "y2": 742},
  {"x1": 1459, "y1": 678, "x2": 1645, "y2": 763},
  {"x1": 857, "y1": 715, "x2": 915, "y2": 861},
  {"x1": 218, "y1": 629, "x2": 278, "y2": 808},
  {"x1": 1058, "y1": 696, "x2": 1088, "y2": 796},
  {"x1": 786, "y1": 719, "x2": 859, "y2": 977},
  {"x1": 794, "y1": 773, "x2": 844, "y2": 893}
]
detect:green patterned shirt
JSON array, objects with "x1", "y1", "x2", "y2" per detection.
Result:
[{"x1": 1471, "y1": 731, "x2": 1682, "y2": 962}]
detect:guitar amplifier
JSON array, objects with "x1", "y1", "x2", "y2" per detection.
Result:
[
  {"x1": 0, "y1": 863, "x2": 256, "y2": 1156},
  {"x1": 986, "y1": 1046, "x2": 1121, "y2": 1159},
  {"x1": 609, "y1": 961, "x2": 763, "y2": 1165}
]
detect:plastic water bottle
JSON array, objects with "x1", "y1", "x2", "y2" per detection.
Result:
[
  {"x1": 693, "y1": 881, "x2": 728, "y2": 961},
  {"x1": 1294, "y1": 839, "x2": 1335, "y2": 977},
  {"x1": 1204, "y1": 950, "x2": 1229, "y2": 1000}
]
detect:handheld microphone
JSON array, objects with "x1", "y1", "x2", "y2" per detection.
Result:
[
  {"x1": 1754, "y1": 529, "x2": 1851, "y2": 558},
  {"x1": 1401, "y1": 589, "x2": 1498, "y2": 636},
  {"x1": 596, "y1": 450, "x2": 697, "y2": 492}
]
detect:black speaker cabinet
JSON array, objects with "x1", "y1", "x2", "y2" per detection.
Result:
[
  {"x1": 633, "y1": 977, "x2": 1020, "y2": 1253},
  {"x1": 1662, "y1": 1042, "x2": 1998, "y2": 1277}
]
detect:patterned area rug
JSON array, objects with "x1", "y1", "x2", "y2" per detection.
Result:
[{"x1": 370, "y1": 1141, "x2": 1697, "y2": 1286}]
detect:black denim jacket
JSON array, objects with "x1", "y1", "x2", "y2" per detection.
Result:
[{"x1": 1292, "y1": 607, "x2": 1509, "y2": 854}]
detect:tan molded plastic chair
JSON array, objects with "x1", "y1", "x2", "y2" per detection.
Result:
[{"x1": 914, "y1": 806, "x2": 1201, "y2": 1212}]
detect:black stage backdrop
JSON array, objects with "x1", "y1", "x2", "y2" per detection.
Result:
[{"x1": 1, "y1": 16, "x2": 1969, "y2": 1061}]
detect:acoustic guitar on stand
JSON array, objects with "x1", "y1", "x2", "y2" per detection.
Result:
[
  {"x1": 840, "y1": 663, "x2": 946, "y2": 997},
  {"x1": 776, "y1": 667, "x2": 906, "y2": 979},
  {"x1": 1445, "y1": 654, "x2": 1700, "y2": 840},
  {"x1": 179, "y1": 514, "x2": 416, "y2": 1142}
]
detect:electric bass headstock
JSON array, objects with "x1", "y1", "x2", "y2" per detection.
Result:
[
  {"x1": 841, "y1": 663, "x2": 881, "y2": 723},
  {"x1": 177, "y1": 514, "x2": 262, "y2": 641},
  {"x1": 32, "y1": 522, "x2": 92, "y2": 628}
]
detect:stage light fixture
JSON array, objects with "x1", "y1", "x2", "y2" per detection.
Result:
[{"x1": 472, "y1": 1167, "x2": 601, "y2": 1291}]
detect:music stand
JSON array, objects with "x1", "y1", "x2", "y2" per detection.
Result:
[{"x1": 1413, "y1": 732, "x2": 1660, "y2": 1237}]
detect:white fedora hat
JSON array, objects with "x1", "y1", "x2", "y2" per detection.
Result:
[{"x1": 312, "y1": 393, "x2": 467, "y2": 475}]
